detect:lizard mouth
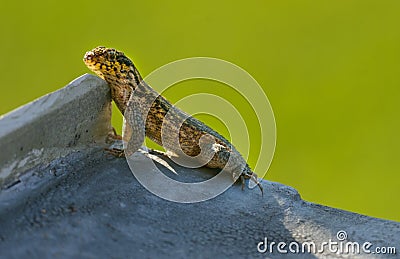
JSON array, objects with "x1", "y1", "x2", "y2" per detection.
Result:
[
  {"x1": 83, "y1": 46, "x2": 106, "y2": 66},
  {"x1": 83, "y1": 46, "x2": 113, "y2": 78},
  {"x1": 83, "y1": 46, "x2": 124, "y2": 71},
  {"x1": 83, "y1": 50, "x2": 97, "y2": 70}
]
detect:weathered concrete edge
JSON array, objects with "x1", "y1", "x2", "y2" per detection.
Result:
[{"x1": 0, "y1": 74, "x2": 112, "y2": 188}]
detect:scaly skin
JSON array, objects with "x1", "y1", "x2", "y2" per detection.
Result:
[{"x1": 83, "y1": 46, "x2": 262, "y2": 194}]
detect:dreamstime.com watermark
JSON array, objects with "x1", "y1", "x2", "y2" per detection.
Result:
[
  {"x1": 257, "y1": 230, "x2": 397, "y2": 255},
  {"x1": 123, "y1": 57, "x2": 276, "y2": 203}
]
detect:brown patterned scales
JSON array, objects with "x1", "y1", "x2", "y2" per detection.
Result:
[{"x1": 83, "y1": 46, "x2": 263, "y2": 194}]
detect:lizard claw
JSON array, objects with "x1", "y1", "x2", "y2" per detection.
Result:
[
  {"x1": 106, "y1": 127, "x2": 122, "y2": 143},
  {"x1": 251, "y1": 174, "x2": 264, "y2": 197},
  {"x1": 104, "y1": 147, "x2": 125, "y2": 158},
  {"x1": 240, "y1": 175, "x2": 245, "y2": 191}
]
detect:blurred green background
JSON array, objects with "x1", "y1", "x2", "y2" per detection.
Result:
[{"x1": 1, "y1": 1, "x2": 399, "y2": 221}]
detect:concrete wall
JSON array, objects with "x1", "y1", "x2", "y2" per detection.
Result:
[
  {"x1": 0, "y1": 74, "x2": 112, "y2": 188},
  {"x1": 0, "y1": 75, "x2": 398, "y2": 258}
]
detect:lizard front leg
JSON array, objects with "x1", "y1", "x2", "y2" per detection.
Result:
[
  {"x1": 105, "y1": 94, "x2": 146, "y2": 158},
  {"x1": 123, "y1": 94, "x2": 146, "y2": 157}
]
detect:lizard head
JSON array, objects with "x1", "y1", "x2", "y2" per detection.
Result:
[{"x1": 83, "y1": 46, "x2": 140, "y2": 82}]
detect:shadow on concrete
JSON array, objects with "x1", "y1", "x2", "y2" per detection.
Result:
[{"x1": 0, "y1": 149, "x2": 313, "y2": 258}]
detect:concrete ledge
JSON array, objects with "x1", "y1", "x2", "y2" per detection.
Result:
[
  {"x1": 0, "y1": 75, "x2": 399, "y2": 258},
  {"x1": 0, "y1": 152, "x2": 399, "y2": 258},
  {"x1": 0, "y1": 74, "x2": 112, "y2": 188}
]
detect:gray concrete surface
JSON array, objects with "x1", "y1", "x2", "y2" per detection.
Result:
[
  {"x1": 0, "y1": 74, "x2": 112, "y2": 188},
  {"x1": 0, "y1": 75, "x2": 399, "y2": 258}
]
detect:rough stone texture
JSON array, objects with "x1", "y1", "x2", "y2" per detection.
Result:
[
  {"x1": 0, "y1": 75, "x2": 399, "y2": 258},
  {"x1": 0, "y1": 152, "x2": 399, "y2": 258},
  {"x1": 0, "y1": 74, "x2": 112, "y2": 188}
]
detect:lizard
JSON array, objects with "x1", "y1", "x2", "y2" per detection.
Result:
[{"x1": 83, "y1": 46, "x2": 263, "y2": 195}]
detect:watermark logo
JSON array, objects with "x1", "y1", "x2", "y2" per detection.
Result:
[
  {"x1": 122, "y1": 57, "x2": 276, "y2": 203},
  {"x1": 257, "y1": 230, "x2": 397, "y2": 255},
  {"x1": 336, "y1": 230, "x2": 347, "y2": 241}
]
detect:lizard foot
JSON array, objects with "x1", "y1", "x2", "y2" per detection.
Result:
[
  {"x1": 240, "y1": 174, "x2": 263, "y2": 196},
  {"x1": 106, "y1": 127, "x2": 122, "y2": 143},
  {"x1": 105, "y1": 147, "x2": 125, "y2": 158},
  {"x1": 240, "y1": 175, "x2": 246, "y2": 191},
  {"x1": 250, "y1": 173, "x2": 264, "y2": 197}
]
